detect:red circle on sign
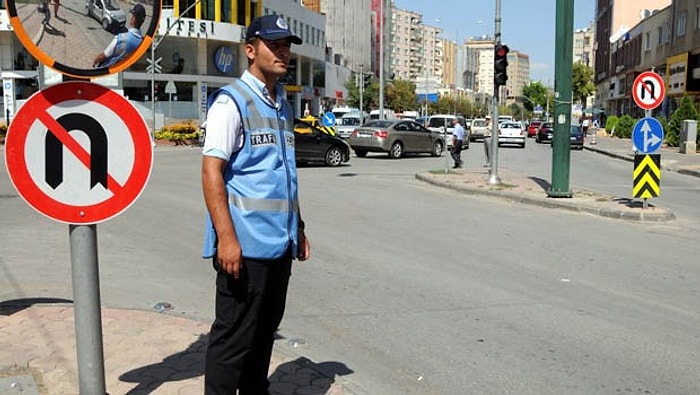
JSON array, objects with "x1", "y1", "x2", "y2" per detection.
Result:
[
  {"x1": 632, "y1": 71, "x2": 665, "y2": 110},
  {"x1": 4, "y1": 82, "x2": 153, "y2": 224}
]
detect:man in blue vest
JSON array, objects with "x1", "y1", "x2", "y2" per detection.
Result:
[
  {"x1": 201, "y1": 14, "x2": 309, "y2": 394},
  {"x1": 92, "y1": 4, "x2": 145, "y2": 68}
]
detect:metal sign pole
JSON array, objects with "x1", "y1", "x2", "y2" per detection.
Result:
[{"x1": 69, "y1": 224, "x2": 106, "y2": 394}]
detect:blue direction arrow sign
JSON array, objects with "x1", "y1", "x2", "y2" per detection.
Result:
[
  {"x1": 632, "y1": 117, "x2": 664, "y2": 154},
  {"x1": 322, "y1": 112, "x2": 337, "y2": 127}
]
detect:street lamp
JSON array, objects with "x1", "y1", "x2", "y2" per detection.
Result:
[{"x1": 150, "y1": 0, "x2": 202, "y2": 138}]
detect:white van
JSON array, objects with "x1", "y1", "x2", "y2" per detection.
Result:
[
  {"x1": 336, "y1": 111, "x2": 369, "y2": 138},
  {"x1": 369, "y1": 109, "x2": 396, "y2": 120},
  {"x1": 426, "y1": 114, "x2": 470, "y2": 149}
]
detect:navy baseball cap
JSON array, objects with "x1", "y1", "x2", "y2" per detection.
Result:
[
  {"x1": 130, "y1": 4, "x2": 146, "y2": 22},
  {"x1": 246, "y1": 15, "x2": 302, "y2": 45}
]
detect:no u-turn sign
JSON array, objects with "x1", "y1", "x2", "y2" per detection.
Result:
[{"x1": 4, "y1": 82, "x2": 153, "y2": 224}]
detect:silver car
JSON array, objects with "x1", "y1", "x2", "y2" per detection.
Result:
[
  {"x1": 347, "y1": 119, "x2": 445, "y2": 159},
  {"x1": 86, "y1": 0, "x2": 127, "y2": 32}
]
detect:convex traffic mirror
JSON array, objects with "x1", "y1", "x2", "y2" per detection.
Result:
[{"x1": 6, "y1": 0, "x2": 161, "y2": 78}]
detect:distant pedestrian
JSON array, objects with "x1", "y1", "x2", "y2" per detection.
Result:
[
  {"x1": 581, "y1": 117, "x2": 590, "y2": 135},
  {"x1": 38, "y1": 0, "x2": 50, "y2": 25},
  {"x1": 451, "y1": 118, "x2": 465, "y2": 168},
  {"x1": 52, "y1": 0, "x2": 60, "y2": 17}
]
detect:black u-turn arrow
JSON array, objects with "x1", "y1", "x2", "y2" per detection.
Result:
[
  {"x1": 642, "y1": 80, "x2": 655, "y2": 100},
  {"x1": 45, "y1": 113, "x2": 108, "y2": 189}
]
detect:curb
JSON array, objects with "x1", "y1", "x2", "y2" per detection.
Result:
[{"x1": 415, "y1": 173, "x2": 676, "y2": 223}]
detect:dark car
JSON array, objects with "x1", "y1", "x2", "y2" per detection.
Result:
[
  {"x1": 347, "y1": 119, "x2": 445, "y2": 159},
  {"x1": 535, "y1": 122, "x2": 554, "y2": 143},
  {"x1": 544, "y1": 125, "x2": 585, "y2": 150},
  {"x1": 527, "y1": 120, "x2": 543, "y2": 138},
  {"x1": 569, "y1": 125, "x2": 584, "y2": 150},
  {"x1": 294, "y1": 118, "x2": 351, "y2": 167}
]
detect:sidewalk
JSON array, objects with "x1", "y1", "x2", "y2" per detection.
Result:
[
  {"x1": 584, "y1": 133, "x2": 700, "y2": 177},
  {"x1": 2, "y1": 134, "x2": 698, "y2": 395},
  {"x1": 0, "y1": 303, "x2": 355, "y2": 394}
]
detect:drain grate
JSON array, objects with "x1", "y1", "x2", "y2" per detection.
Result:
[{"x1": 0, "y1": 194, "x2": 18, "y2": 199}]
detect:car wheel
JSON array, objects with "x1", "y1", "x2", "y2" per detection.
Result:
[
  {"x1": 536, "y1": 135, "x2": 541, "y2": 143},
  {"x1": 325, "y1": 146, "x2": 343, "y2": 167},
  {"x1": 354, "y1": 149, "x2": 367, "y2": 158},
  {"x1": 463, "y1": 139, "x2": 470, "y2": 150},
  {"x1": 389, "y1": 141, "x2": 403, "y2": 159},
  {"x1": 102, "y1": 18, "x2": 110, "y2": 30},
  {"x1": 431, "y1": 140, "x2": 443, "y2": 157}
]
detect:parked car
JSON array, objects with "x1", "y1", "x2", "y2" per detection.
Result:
[
  {"x1": 568, "y1": 125, "x2": 585, "y2": 150},
  {"x1": 426, "y1": 114, "x2": 470, "y2": 149},
  {"x1": 527, "y1": 120, "x2": 543, "y2": 138},
  {"x1": 347, "y1": 119, "x2": 445, "y2": 159},
  {"x1": 294, "y1": 118, "x2": 351, "y2": 167},
  {"x1": 535, "y1": 122, "x2": 554, "y2": 143},
  {"x1": 498, "y1": 121, "x2": 526, "y2": 148},
  {"x1": 86, "y1": 0, "x2": 127, "y2": 32},
  {"x1": 469, "y1": 118, "x2": 490, "y2": 141}
]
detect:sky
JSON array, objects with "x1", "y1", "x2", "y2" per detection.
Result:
[{"x1": 393, "y1": 0, "x2": 595, "y2": 83}]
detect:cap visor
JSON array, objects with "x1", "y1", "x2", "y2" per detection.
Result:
[{"x1": 260, "y1": 32, "x2": 302, "y2": 45}]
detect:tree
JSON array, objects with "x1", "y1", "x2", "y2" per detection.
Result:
[
  {"x1": 521, "y1": 81, "x2": 548, "y2": 112},
  {"x1": 572, "y1": 61, "x2": 595, "y2": 108},
  {"x1": 385, "y1": 79, "x2": 418, "y2": 112},
  {"x1": 668, "y1": 95, "x2": 698, "y2": 147},
  {"x1": 344, "y1": 77, "x2": 379, "y2": 112}
]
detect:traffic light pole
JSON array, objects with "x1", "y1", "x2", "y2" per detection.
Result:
[
  {"x1": 489, "y1": 0, "x2": 502, "y2": 184},
  {"x1": 359, "y1": 64, "x2": 364, "y2": 115},
  {"x1": 548, "y1": 0, "x2": 574, "y2": 197}
]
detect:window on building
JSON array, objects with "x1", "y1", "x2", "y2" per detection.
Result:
[
  {"x1": 657, "y1": 26, "x2": 664, "y2": 44},
  {"x1": 645, "y1": 31, "x2": 651, "y2": 51},
  {"x1": 677, "y1": 11, "x2": 687, "y2": 37},
  {"x1": 696, "y1": 6, "x2": 700, "y2": 30}
]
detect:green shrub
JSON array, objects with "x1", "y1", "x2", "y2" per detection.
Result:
[
  {"x1": 615, "y1": 115, "x2": 635, "y2": 139},
  {"x1": 605, "y1": 115, "x2": 618, "y2": 134},
  {"x1": 668, "y1": 95, "x2": 698, "y2": 147}
]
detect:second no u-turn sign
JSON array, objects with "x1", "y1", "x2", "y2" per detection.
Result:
[{"x1": 4, "y1": 82, "x2": 153, "y2": 224}]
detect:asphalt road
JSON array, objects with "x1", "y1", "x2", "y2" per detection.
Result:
[{"x1": 2, "y1": 144, "x2": 700, "y2": 394}]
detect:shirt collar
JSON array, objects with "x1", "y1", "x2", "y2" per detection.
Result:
[{"x1": 240, "y1": 70, "x2": 283, "y2": 110}]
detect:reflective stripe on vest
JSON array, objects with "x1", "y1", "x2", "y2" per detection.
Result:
[{"x1": 229, "y1": 194, "x2": 299, "y2": 213}]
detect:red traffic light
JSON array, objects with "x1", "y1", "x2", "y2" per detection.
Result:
[{"x1": 495, "y1": 44, "x2": 510, "y2": 57}]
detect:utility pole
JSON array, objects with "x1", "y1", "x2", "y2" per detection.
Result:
[
  {"x1": 378, "y1": 0, "x2": 385, "y2": 119},
  {"x1": 489, "y1": 0, "x2": 502, "y2": 184},
  {"x1": 359, "y1": 64, "x2": 364, "y2": 115},
  {"x1": 548, "y1": 0, "x2": 574, "y2": 197}
]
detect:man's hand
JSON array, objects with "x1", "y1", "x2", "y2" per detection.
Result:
[
  {"x1": 217, "y1": 237, "x2": 243, "y2": 278},
  {"x1": 297, "y1": 230, "x2": 310, "y2": 261}
]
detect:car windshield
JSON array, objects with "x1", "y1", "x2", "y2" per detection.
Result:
[
  {"x1": 341, "y1": 117, "x2": 361, "y2": 126},
  {"x1": 472, "y1": 120, "x2": 486, "y2": 127},
  {"x1": 427, "y1": 118, "x2": 448, "y2": 128},
  {"x1": 502, "y1": 122, "x2": 519, "y2": 128},
  {"x1": 570, "y1": 126, "x2": 583, "y2": 134}
]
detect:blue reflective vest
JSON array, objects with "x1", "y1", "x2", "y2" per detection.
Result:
[
  {"x1": 202, "y1": 79, "x2": 300, "y2": 259},
  {"x1": 102, "y1": 28, "x2": 143, "y2": 67}
]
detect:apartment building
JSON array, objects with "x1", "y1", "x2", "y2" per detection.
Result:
[{"x1": 593, "y1": 0, "x2": 672, "y2": 114}]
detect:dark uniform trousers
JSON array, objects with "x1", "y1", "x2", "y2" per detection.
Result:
[
  {"x1": 205, "y1": 251, "x2": 292, "y2": 394},
  {"x1": 451, "y1": 139, "x2": 463, "y2": 167}
]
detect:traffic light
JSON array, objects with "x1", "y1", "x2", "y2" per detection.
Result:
[
  {"x1": 363, "y1": 74, "x2": 372, "y2": 89},
  {"x1": 494, "y1": 44, "x2": 510, "y2": 87}
]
